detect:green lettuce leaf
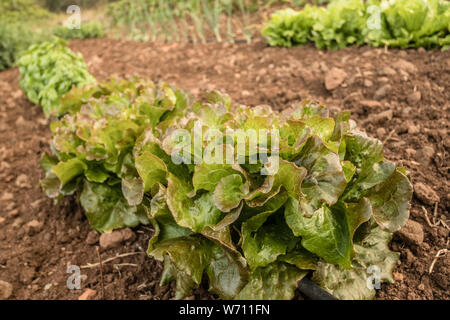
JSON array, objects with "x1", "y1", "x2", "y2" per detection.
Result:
[
  {"x1": 312, "y1": 225, "x2": 399, "y2": 300},
  {"x1": 236, "y1": 262, "x2": 308, "y2": 300},
  {"x1": 80, "y1": 180, "x2": 149, "y2": 233}
]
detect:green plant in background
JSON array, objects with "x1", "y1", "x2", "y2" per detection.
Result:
[
  {"x1": 107, "y1": 0, "x2": 308, "y2": 43},
  {"x1": 53, "y1": 21, "x2": 106, "y2": 40},
  {"x1": 0, "y1": 0, "x2": 52, "y2": 24},
  {"x1": 262, "y1": 0, "x2": 450, "y2": 49},
  {"x1": 0, "y1": 22, "x2": 37, "y2": 71},
  {"x1": 17, "y1": 39, "x2": 96, "y2": 117},
  {"x1": 41, "y1": 75, "x2": 413, "y2": 300}
]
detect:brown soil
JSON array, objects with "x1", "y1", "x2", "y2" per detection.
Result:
[{"x1": 0, "y1": 38, "x2": 448, "y2": 300}]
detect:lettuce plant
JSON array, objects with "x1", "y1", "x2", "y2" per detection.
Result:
[
  {"x1": 262, "y1": 0, "x2": 450, "y2": 49},
  {"x1": 53, "y1": 21, "x2": 106, "y2": 40},
  {"x1": 17, "y1": 39, "x2": 96, "y2": 117},
  {"x1": 41, "y1": 77, "x2": 412, "y2": 300}
]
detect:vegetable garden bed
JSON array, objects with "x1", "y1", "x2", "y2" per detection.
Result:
[{"x1": 0, "y1": 38, "x2": 448, "y2": 300}]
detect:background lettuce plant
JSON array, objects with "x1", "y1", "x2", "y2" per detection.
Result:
[
  {"x1": 41, "y1": 77, "x2": 413, "y2": 300},
  {"x1": 17, "y1": 39, "x2": 96, "y2": 117},
  {"x1": 262, "y1": 0, "x2": 450, "y2": 49},
  {"x1": 0, "y1": 22, "x2": 38, "y2": 71},
  {"x1": 53, "y1": 21, "x2": 106, "y2": 40}
]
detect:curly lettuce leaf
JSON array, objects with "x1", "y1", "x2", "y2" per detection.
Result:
[
  {"x1": 312, "y1": 225, "x2": 399, "y2": 300},
  {"x1": 236, "y1": 262, "x2": 308, "y2": 300}
]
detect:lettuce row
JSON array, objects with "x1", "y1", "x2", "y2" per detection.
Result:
[
  {"x1": 41, "y1": 78, "x2": 413, "y2": 300},
  {"x1": 262, "y1": 0, "x2": 450, "y2": 50},
  {"x1": 17, "y1": 38, "x2": 96, "y2": 117}
]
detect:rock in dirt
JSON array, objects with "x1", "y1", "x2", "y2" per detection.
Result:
[
  {"x1": 78, "y1": 289, "x2": 97, "y2": 300},
  {"x1": 7, "y1": 209, "x2": 19, "y2": 219},
  {"x1": 393, "y1": 272, "x2": 404, "y2": 282},
  {"x1": 415, "y1": 146, "x2": 435, "y2": 165},
  {"x1": 0, "y1": 280, "x2": 13, "y2": 299},
  {"x1": 376, "y1": 128, "x2": 386, "y2": 139},
  {"x1": 26, "y1": 220, "x2": 43, "y2": 236},
  {"x1": 407, "y1": 91, "x2": 421, "y2": 105},
  {"x1": 360, "y1": 100, "x2": 382, "y2": 108},
  {"x1": 99, "y1": 228, "x2": 136, "y2": 250},
  {"x1": 405, "y1": 148, "x2": 416, "y2": 158},
  {"x1": 300, "y1": 70, "x2": 315, "y2": 82},
  {"x1": 368, "y1": 109, "x2": 393, "y2": 124},
  {"x1": 393, "y1": 59, "x2": 418, "y2": 74},
  {"x1": 324, "y1": 68, "x2": 347, "y2": 90},
  {"x1": 407, "y1": 124, "x2": 420, "y2": 135},
  {"x1": 397, "y1": 220, "x2": 424, "y2": 245},
  {"x1": 12, "y1": 218, "x2": 23, "y2": 229},
  {"x1": 379, "y1": 66, "x2": 397, "y2": 76},
  {"x1": 374, "y1": 84, "x2": 391, "y2": 101},
  {"x1": 15, "y1": 174, "x2": 31, "y2": 189},
  {"x1": 0, "y1": 217, "x2": 5, "y2": 225},
  {"x1": 414, "y1": 182, "x2": 440, "y2": 205},
  {"x1": 0, "y1": 192, "x2": 13, "y2": 201},
  {"x1": 86, "y1": 230, "x2": 99, "y2": 245}
]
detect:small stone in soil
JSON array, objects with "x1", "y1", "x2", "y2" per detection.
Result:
[
  {"x1": 396, "y1": 219, "x2": 424, "y2": 245},
  {"x1": 363, "y1": 79, "x2": 373, "y2": 87},
  {"x1": 12, "y1": 218, "x2": 23, "y2": 229},
  {"x1": 369, "y1": 109, "x2": 393, "y2": 124},
  {"x1": 376, "y1": 127, "x2": 386, "y2": 138},
  {"x1": 99, "y1": 228, "x2": 136, "y2": 250},
  {"x1": 26, "y1": 220, "x2": 43, "y2": 235},
  {"x1": 0, "y1": 192, "x2": 13, "y2": 201},
  {"x1": 324, "y1": 68, "x2": 347, "y2": 90},
  {"x1": 0, "y1": 280, "x2": 13, "y2": 299},
  {"x1": 393, "y1": 59, "x2": 418, "y2": 74},
  {"x1": 407, "y1": 124, "x2": 420, "y2": 134},
  {"x1": 405, "y1": 148, "x2": 416, "y2": 158},
  {"x1": 407, "y1": 91, "x2": 421, "y2": 105},
  {"x1": 86, "y1": 230, "x2": 99, "y2": 245},
  {"x1": 78, "y1": 289, "x2": 97, "y2": 300},
  {"x1": 415, "y1": 146, "x2": 435, "y2": 165},
  {"x1": 393, "y1": 272, "x2": 404, "y2": 282},
  {"x1": 7, "y1": 209, "x2": 19, "y2": 219},
  {"x1": 15, "y1": 174, "x2": 31, "y2": 189},
  {"x1": 374, "y1": 84, "x2": 391, "y2": 101},
  {"x1": 360, "y1": 100, "x2": 382, "y2": 108},
  {"x1": 414, "y1": 182, "x2": 440, "y2": 206}
]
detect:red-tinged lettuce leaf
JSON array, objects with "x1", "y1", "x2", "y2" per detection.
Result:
[
  {"x1": 135, "y1": 151, "x2": 168, "y2": 192},
  {"x1": 134, "y1": 128, "x2": 190, "y2": 181},
  {"x1": 343, "y1": 160, "x2": 396, "y2": 201},
  {"x1": 236, "y1": 262, "x2": 308, "y2": 300},
  {"x1": 242, "y1": 210, "x2": 298, "y2": 269},
  {"x1": 51, "y1": 158, "x2": 87, "y2": 188},
  {"x1": 294, "y1": 136, "x2": 347, "y2": 215},
  {"x1": 193, "y1": 163, "x2": 241, "y2": 194},
  {"x1": 150, "y1": 235, "x2": 248, "y2": 300},
  {"x1": 152, "y1": 236, "x2": 211, "y2": 299},
  {"x1": 367, "y1": 168, "x2": 413, "y2": 232},
  {"x1": 40, "y1": 154, "x2": 86, "y2": 198},
  {"x1": 213, "y1": 174, "x2": 249, "y2": 212},
  {"x1": 312, "y1": 225, "x2": 399, "y2": 300},
  {"x1": 245, "y1": 160, "x2": 307, "y2": 207},
  {"x1": 121, "y1": 177, "x2": 145, "y2": 206},
  {"x1": 278, "y1": 247, "x2": 319, "y2": 270},
  {"x1": 166, "y1": 173, "x2": 225, "y2": 233},
  {"x1": 79, "y1": 180, "x2": 149, "y2": 233},
  {"x1": 285, "y1": 197, "x2": 371, "y2": 269},
  {"x1": 206, "y1": 244, "x2": 249, "y2": 300},
  {"x1": 147, "y1": 185, "x2": 193, "y2": 253},
  {"x1": 344, "y1": 129, "x2": 384, "y2": 171},
  {"x1": 285, "y1": 198, "x2": 352, "y2": 268}
]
